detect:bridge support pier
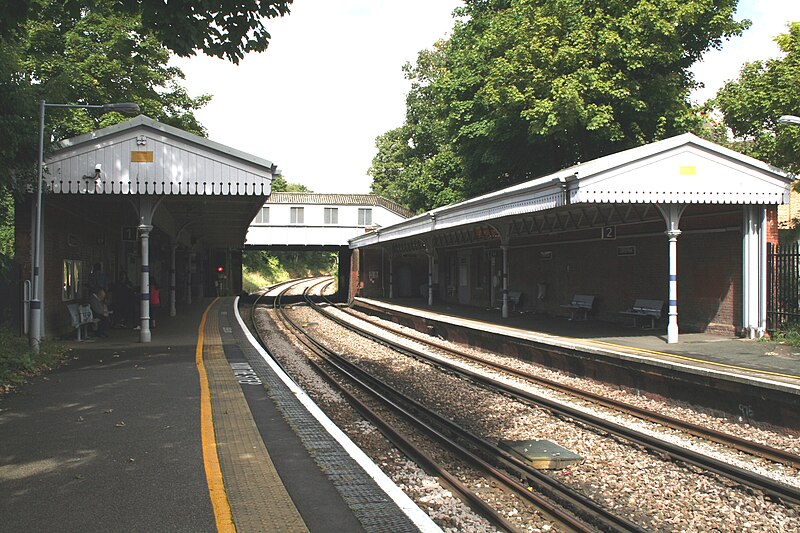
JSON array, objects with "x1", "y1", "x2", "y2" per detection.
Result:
[{"x1": 337, "y1": 246, "x2": 352, "y2": 303}]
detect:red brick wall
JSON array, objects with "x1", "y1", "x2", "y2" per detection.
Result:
[
  {"x1": 15, "y1": 200, "x2": 120, "y2": 338},
  {"x1": 767, "y1": 205, "x2": 779, "y2": 245},
  {"x1": 351, "y1": 205, "x2": 755, "y2": 335}
]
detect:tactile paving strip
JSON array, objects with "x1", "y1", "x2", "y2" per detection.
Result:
[
  {"x1": 204, "y1": 302, "x2": 309, "y2": 532},
  {"x1": 232, "y1": 302, "x2": 423, "y2": 533}
]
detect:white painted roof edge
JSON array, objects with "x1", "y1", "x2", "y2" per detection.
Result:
[
  {"x1": 350, "y1": 133, "x2": 794, "y2": 249},
  {"x1": 53, "y1": 115, "x2": 278, "y2": 173}
]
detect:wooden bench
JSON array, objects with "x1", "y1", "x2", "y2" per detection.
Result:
[
  {"x1": 619, "y1": 299, "x2": 663, "y2": 329},
  {"x1": 507, "y1": 291, "x2": 524, "y2": 313},
  {"x1": 67, "y1": 303, "x2": 99, "y2": 340},
  {"x1": 560, "y1": 294, "x2": 594, "y2": 321}
]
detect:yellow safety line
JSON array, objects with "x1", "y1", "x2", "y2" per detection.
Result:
[
  {"x1": 584, "y1": 338, "x2": 800, "y2": 381},
  {"x1": 196, "y1": 298, "x2": 236, "y2": 533}
]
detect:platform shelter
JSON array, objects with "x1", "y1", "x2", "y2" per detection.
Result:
[
  {"x1": 15, "y1": 115, "x2": 276, "y2": 342},
  {"x1": 349, "y1": 133, "x2": 793, "y2": 343}
]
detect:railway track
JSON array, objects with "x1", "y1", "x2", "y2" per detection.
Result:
[
  {"x1": 326, "y1": 292, "x2": 800, "y2": 469},
  {"x1": 300, "y1": 282, "x2": 800, "y2": 507},
  {"x1": 253, "y1": 278, "x2": 647, "y2": 532},
  {"x1": 248, "y1": 277, "x2": 800, "y2": 531}
]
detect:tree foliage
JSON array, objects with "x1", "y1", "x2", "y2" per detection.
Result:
[
  {"x1": 1, "y1": 0, "x2": 293, "y2": 64},
  {"x1": 713, "y1": 22, "x2": 800, "y2": 175},
  {"x1": 0, "y1": 0, "x2": 211, "y2": 193},
  {"x1": 271, "y1": 174, "x2": 312, "y2": 193},
  {"x1": 371, "y1": 0, "x2": 749, "y2": 210}
]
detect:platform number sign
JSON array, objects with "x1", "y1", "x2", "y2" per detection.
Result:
[
  {"x1": 602, "y1": 226, "x2": 616, "y2": 240},
  {"x1": 122, "y1": 226, "x2": 137, "y2": 242}
]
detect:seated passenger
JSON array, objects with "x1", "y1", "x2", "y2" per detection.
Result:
[{"x1": 90, "y1": 289, "x2": 112, "y2": 338}]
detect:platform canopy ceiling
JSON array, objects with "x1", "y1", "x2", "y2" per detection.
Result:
[
  {"x1": 43, "y1": 115, "x2": 276, "y2": 247},
  {"x1": 350, "y1": 133, "x2": 793, "y2": 249}
]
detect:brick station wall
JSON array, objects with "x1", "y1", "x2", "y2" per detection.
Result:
[
  {"x1": 351, "y1": 205, "x2": 780, "y2": 336},
  {"x1": 16, "y1": 199, "x2": 119, "y2": 338}
]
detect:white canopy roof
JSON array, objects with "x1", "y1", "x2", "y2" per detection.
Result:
[
  {"x1": 350, "y1": 133, "x2": 793, "y2": 248},
  {"x1": 45, "y1": 115, "x2": 275, "y2": 195}
]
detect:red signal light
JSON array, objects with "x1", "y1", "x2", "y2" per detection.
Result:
[{"x1": 216, "y1": 266, "x2": 224, "y2": 273}]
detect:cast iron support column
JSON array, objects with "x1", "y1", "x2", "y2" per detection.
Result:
[
  {"x1": 186, "y1": 266, "x2": 193, "y2": 305},
  {"x1": 427, "y1": 253, "x2": 434, "y2": 306},
  {"x1": 138, "y1": 224, "x2": 153, "y2": 343},
  {"x1": 759, "y1": 206, "x2": 768, "y2": 337},
  {"x1": 388, "y1": 254, "x2": 394, "y2": 299},
  {"x1": 501, "y1": 245, "x2": 509, "y2": 318},
  {"x1": 170, "y1": 242, "x2": 177, "y2": 317},
  {"x1": 658, "y1": 204, "x2": 685, "y2": 344},
  {"x1": 666, "y1": 229, "x2": 680, "y2": 343}
]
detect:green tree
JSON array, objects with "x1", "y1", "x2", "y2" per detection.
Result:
[
  {"x1": 0, "y1": 1, "x2": 210, "y2": 187},
  {"x1": 1, "y1": 0, "x2": 293, "y2": 64},
  {"x1": 713, "y1": 22, "x2": 800, "y2": 175},
  {"x1": 271, "y1": 174, "x2": 312, "y2": 193},
  {"x1": 0, "y1": 1, "x2": 212, "y2": 265},
  {"x1": 370, "y1": 42, "x2": 466, "y2": 212},
  {"x1": 371, "y1": 0, "x2": 749, "y2": 208}
]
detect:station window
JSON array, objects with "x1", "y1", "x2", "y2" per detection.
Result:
[
  {"x1": 358, "y1": 208, "x2": 372, "y2": 226},
  {"x1": 324, "y1": 207, "x2": 338, "y2": 225},
  {"x1": 290, "y1": 206, "x2": 304, "y2": 224},
  {"x1": 253, "y1": 206, "x2": 269, "y2": 224},
  {"x1": 62, "y1": 259, "x2": 84, "y2": 301}
]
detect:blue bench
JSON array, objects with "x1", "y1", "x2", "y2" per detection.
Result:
[
  {"x1": 561, "y1": 294, "x2": 595, "y2": 321},
  {"x1": 619, "y1": 299, "x2": 663, "y2": 329}
]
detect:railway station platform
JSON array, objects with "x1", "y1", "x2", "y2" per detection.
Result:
[
  {"x1": 0, "y1": 297, "x2": 438, "y2": 533},
  {"x1": 353, "y1": 297, "x2": 800, "y2": 427}
]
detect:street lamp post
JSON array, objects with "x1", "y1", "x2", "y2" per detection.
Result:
[{"x1": 30, "y1": 100, "x2": 140, "y2": 352}]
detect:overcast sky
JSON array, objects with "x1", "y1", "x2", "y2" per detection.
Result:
[{"x1": 172, "y1": 0, "x2": 800, "y2": 194}]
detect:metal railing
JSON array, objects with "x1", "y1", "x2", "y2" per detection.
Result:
[{"x1": 767, "y1": 242, "x2": 800, "y2": 331}]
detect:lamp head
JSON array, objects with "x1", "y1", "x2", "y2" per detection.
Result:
[
  {"x1": 102, "y1": 102, "x2": 140, "y2": 114},
  {"x1": 778, "y1": 115, "x2": 800, "y2": 126}
]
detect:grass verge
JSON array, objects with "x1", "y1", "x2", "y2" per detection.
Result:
[
  {"x1": 771, "y1": 325, "x2": 800, "y2": 347},
  {"x1": 0, "y1": 329, "x2": 68, "y2": 394},
  {"x1": 242, "y1": 268, "x2": 289, "y2": 293}
]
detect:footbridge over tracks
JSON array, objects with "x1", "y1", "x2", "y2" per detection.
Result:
[{"x1": 245, "y1": 193, "x2": 413, "y2": 300}]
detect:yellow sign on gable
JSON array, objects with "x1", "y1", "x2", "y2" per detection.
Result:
[
  {"x1": 131, "y1": 151, "x2": 154, "y2": 163},
  {"x1": 679, "y1": 165, "x2": 696, "y2": 176}
]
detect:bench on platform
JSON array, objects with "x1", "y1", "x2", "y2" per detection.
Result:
[
  {"x1": 507, "y1": 291, "x2": 524, "y2": 313},
  {"x1": 619, "y1": 299, "x2": 663, "y2": 329},
  {"x1": 560, "y1": 294, "x2": 595, "y2": 321},
  {"x1": 67, "y1": 303, "x2": 99, "y2": 340}
]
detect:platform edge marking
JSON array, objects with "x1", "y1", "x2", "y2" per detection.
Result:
[
  {"x1": 197, "y1": 298, "x2": 236, "y2": 533},
  {"x1": 234, "y1": 296, "x2": 442, "y2": 533}
]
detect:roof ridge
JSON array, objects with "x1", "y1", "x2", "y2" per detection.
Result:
[{"x1": 267, "y1": 192, "x2": 413, "y2": 218}]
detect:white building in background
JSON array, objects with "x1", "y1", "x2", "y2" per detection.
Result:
[{"x1": 245, "y1": 193, "x2": 413, "y2": 247}]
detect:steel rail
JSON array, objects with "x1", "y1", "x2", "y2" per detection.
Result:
[
  {"x1": 336, "y1": 301, "x2": 800, "y2": 469},
  {"x1": 265, "y1": 280, "x2": 525, "y2": 533},
  {"x1": 298, "y1": 281, "x2": 645, "y2": 532},
  {"x1": 305, "y1": 291, "x2": 800, "y2": 507}
]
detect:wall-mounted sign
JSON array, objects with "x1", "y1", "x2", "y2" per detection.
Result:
[
  {"x1": 602, "y1": 226, "x2": 616, "y2": 240},
  {"x1": 121, "y1": 226, "x2": 137, "y2": 242},
  {"x1": 617, "y1": 245, "x2": 637, "y2": 257},
  {"x1": 130, "y1": 151, "x2": 154, "y2": 162},
  {"x1": 539, "y1": 250, "x2": 553, "y2": 261}
]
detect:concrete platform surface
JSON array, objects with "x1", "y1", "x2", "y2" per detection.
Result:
[{"x1": 355, "y1": 297, "x2": 800, "y2": 389}]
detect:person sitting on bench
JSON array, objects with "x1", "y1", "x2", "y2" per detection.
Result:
[{"x1": 89, "y1": 288, "x2": 112, "y2": 338}]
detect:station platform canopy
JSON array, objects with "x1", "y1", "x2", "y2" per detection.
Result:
[
  {"x1": 44, "y1": 115, "x2": 276, "y2": 247},
  {"x1": 349, "y1": 133, "x2": 792, "y2": 249},
  {"x1": 348, "y1": 133, "x2": 794, "y2": 344}
]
